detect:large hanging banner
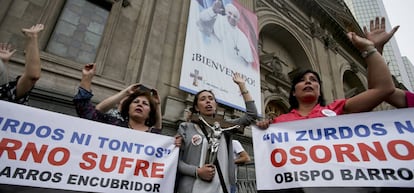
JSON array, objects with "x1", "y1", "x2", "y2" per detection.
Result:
[
  {"x1": 252, "y1": 108, "x2": 414, "y2": 191},
  {"x1": 0, "y1": 101, "x2": 179, "y2": 193},
  {"x1": 180, "y1": 0, "x2": 261, "y2": 114}
]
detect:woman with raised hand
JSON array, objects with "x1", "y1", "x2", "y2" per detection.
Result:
[
  {"x1": 73, "y1": 63, "x2": 162, "y2": 133},
  {"x1": 0, "y1": 24, "x2": 44, "y2": 104},
  {"x1": 176, "y1": 72, "x2": 258, "y2": 193},
  {"x1": 257, "y1": 29, "x2": 394, "y2": 128}
]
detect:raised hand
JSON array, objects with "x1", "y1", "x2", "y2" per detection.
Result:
[
  {"x1": 233, "y1": 72, "x2": 253, "y2": 101},
  {"x1": 364, "y1": 17, "x2": 399, "y2": 54},
  {"x1": 82, "y1": 63, "x2": 96, "y2": 77},
  {"x1": 232, "y1": 72, "x2": 245, "y2": 85},
  {"x1": 347, "y1": 32, "x2": 375, "y2": 53},
  {"x1": 151, "y1": 88, "x2": 161, "y2": 105},
  {"x1": 0, "y1": 43, "x2": 17, "y2": 64},
  {"x1": 13, "y1": 24, "x2": 44, "y2": 99},
  {"x1": 81, "y1": 63, "x2": 96, "y2": 83},
  {"x1": 126, "y1": 83, "x2": 141, "y2": 95},
  {"x1": 22, "y1": 24, "x2": 44, "y2": 38},
  {"x1": 79, "y1": 63, "x2": 96, "y2": 91},
  {"x1": 149, "y1": 87, "x2": 162, "y2": 129}
]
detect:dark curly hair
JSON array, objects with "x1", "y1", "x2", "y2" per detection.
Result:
[
  {"x1": 288, "y1": 69, "x2": 326, "y2": 110},
  {"x1": 120, "y1": 90, "x2": 157, "y2": 127}
]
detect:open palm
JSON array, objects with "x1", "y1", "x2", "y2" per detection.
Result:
[
  {"x1": 22, "y1": 24, "x2": 44, "y2": 38},
  {"x1": 364, "y1": 17, "x2": 399, "y2": 53},
  {"x1": 0, "y1": 43, "x2": 16, "y2": 63}
]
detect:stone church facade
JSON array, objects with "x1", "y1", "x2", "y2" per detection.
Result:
[{"x1": 0, "y1": 0, "x2": 392, "y2": 192}]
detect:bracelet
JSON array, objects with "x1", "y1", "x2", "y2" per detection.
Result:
[
  {"x1": 361, "y1": 47, "x2": 377, "y2": 59},
  {"x1": 241, "y1": 90, "x2": 249, "y2": 95},
  {"x1": 195, "y1": 167, "x2": 199, "y2": 178}
]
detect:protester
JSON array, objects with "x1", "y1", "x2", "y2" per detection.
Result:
[
  {"x1": 0, "y1": 24, "x2": 44, "y2": 104},
  {"x1": 176, "y1": 72, "x2": 258, "y2": 193},
  {"x1": 364, "y1": 16, "x2": 414, "y2": 108},
  {"x1": 256, "y1": 30, "x2": 394, "y2": 128},
  {"x1": 95, "y1": 83, "x2": 154, "y2": 121},
  {"x1": 73, "y1": 63, "x2": 162, "y2": 133},
  {"x1": 231, "y1": 139, "x2": 250, "y2": 193},
  {"x1": 232, "y1": 140, "x2": 250, "y2": 165},
  {"x1": 255, "y1": 21, "x2": 397, "y2": 193}
]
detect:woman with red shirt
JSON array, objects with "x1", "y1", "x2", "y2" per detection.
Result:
[{"x1": 257, "y1": 29, "x2": 395, "y2": 127}]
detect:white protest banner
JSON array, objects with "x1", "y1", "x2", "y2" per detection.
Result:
[
  {"x1": 180, "y1": 0, "x2": 261, "y2": 114},
  {"x1": 0, "y1": 101, "x2": 179, "y2": 193},
  {"x1": 252, "y1": 108, "x2": 414, "y2": 191}
]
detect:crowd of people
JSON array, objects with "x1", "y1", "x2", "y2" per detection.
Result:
[{"x1": 1, "y1": 14, "x2": 413, "y2": 193}]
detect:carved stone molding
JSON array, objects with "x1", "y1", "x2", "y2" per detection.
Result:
[
  {"x1": 256, "y1": 0, "x2": 266, "y2": 8},
  {"x1": 310, "y1": 22, "x2": 323, "y2": 38},
  {"x1": 349, "y1": 62, "x2": 359, "y2": 73},
  {"x1": 260, "y1": 53, "x2": 291, "y2": 86},
  {"x1": 322, "y1": 34, "x2": 338, "y2": 52}
]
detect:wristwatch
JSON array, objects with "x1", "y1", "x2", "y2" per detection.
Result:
[{"x1": 361, "y1": 47, "x2": 377, "y2": 59}]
